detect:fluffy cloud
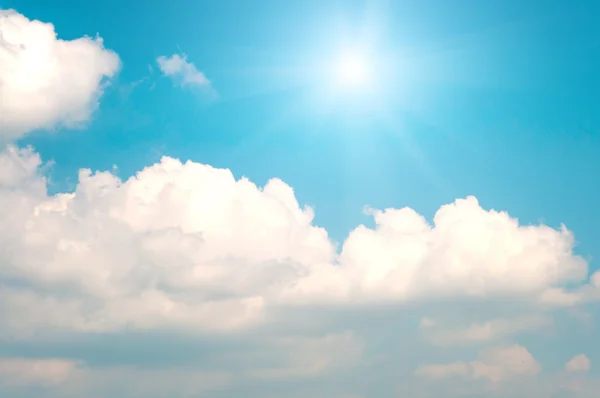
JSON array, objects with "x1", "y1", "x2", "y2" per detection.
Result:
[
  {"x1": 540, "y1": 273, "x2": 600, "y2": 306},
  {"x1": 566, "y1": 354, "x2": 591, "y2": 373},
  {"x1": 336, "y1": 200, "x2": 588, "y2": 302},
  {"x1": 0, "y1": 9, "x2": 120, "y2": 140},
  {"x1": 157, "y1": 53, "x2": 211, "y2": 88},
  {"x1": 415, "y1": 345, "x2": 541, "y2": 383},
  {"x1": 0, "y1": 144, "x2": 593, "y2": 337}
]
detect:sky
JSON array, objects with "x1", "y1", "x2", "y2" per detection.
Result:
[{"x1": 0, "y1": 0, "x2": 599, "y2": 397}]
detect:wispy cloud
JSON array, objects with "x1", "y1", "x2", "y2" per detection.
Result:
[
  {"x1": 419, "y1": 315, "x2": 551, "y2": 345},
  {"x1": 156, "y1": 53, "x2": 211, "y2": 88}
]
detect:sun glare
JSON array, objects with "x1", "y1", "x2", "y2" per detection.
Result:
[
  {"x1": 335, "y1": 53, "x2": 371, "y2": 89},
  {"x1": 310, "y1": 45, "x2": 387, "y2": 114}
]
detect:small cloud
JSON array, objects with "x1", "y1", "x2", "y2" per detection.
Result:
[
  {"x1": 118, "y1": 76, "x2": 150, "y2": 100},
  {"x1": 565, "y1": 354, "x2": 590, "y2": 373},
  {"x1": 129, "y1": 76, "x2": 149, "y2": 89},
  {"x1": 419, "y1": 317, "x2": 437, "y2": 329},
  {"x1": 156, "y1": 53, "x2": 211, "y2": 88},
  {"x1": 415, "y1": 345, "x2": 541, "y2": 383}
]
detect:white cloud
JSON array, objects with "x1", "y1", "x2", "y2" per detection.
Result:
[
  {"x1": 0, "y1": 9, "x2": 120, "y2": 140},
  {"x1": 415, "y1": 345, "x2": 541, "y2": 383},
  {"x1": 565, "y1": 354, "x2": 591, "y2": 373},
  {"x1": 0, "y1": 358, "x2": 79, "y2": 386},
  {"x1": 419, "y1": 317, "x2": 437, "y2": 329},
  {"x1": 0, "y1": 359, "x2": 231, "y2": 398},
  {"x1": 0, "y1": 333, "x2": 363, "y2": 396},
  {"x1": 419, "y1": 315, "x2": 551, "y2": 345},
  {"x1": 332, "y1": 200, "x2": 588, "y2": 304},
  {"x1": 0, "y1": 145, "x2": 43, "y2": 186},
  {"x1": 0, "y1": 144, "x2": 593, "y2": 337},
  {"x1": 157, "y1": 53, "x2": 211, "y2": 88},
  {"x1": 540, "y1": 272, "x2": 600, "y2": 306}
]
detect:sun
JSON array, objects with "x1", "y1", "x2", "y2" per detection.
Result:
[
  {"x1": 309, "y1": 47, "x2": 385, "y2": 114},
  {"x1": 335, "y1": 52, "x2": 371, "y2": 89}
]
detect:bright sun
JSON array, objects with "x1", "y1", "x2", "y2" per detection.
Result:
[
  {"x1": 313, "y1": 48, "x2": 383, "y2": 112},
  {"x1": 335, "y1": 53, "x2": 370, "y2": 88}
]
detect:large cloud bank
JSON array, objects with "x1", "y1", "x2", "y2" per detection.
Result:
[{"x1": 0, "y1": 144, "x2": 594, "y2": 337}]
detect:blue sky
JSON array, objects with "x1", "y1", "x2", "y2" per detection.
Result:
[
  {"x1": 0, "y1": 0, "x2": 599, "y2": 397},
  {"x1": 10, "y1": 0, "x2": 600, "y2": 251}
]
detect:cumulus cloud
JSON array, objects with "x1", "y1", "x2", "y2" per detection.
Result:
[
  {"x1": 337, "y1": 200, "x2": 588, "y2": 302},
  {"x1": 565, "y1": 354, "x2": 591, "y2": 373},
  {"x1": 0, "y1": 144, "x2": 592, "y2": 337},
  {"x1": 540, "y1": 272, "x2": 600, "y2": 306},
  {"x1": 0, "y1": 9, "x2": 120, "y2": 140},
  {"x1": 415, "y1": 345, "x2": 541, "y2": 383},
  {"x1": 157, "y1": 53, "x2": 211, "y2": 88}
]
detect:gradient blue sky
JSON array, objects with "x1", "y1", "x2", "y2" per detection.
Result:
[
  {"x1": 10, "y1": 0, "x2": 600, "y2": 252},
  {"x1": 1, "y1": 1, "x2": 599, "y2": 397}
]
